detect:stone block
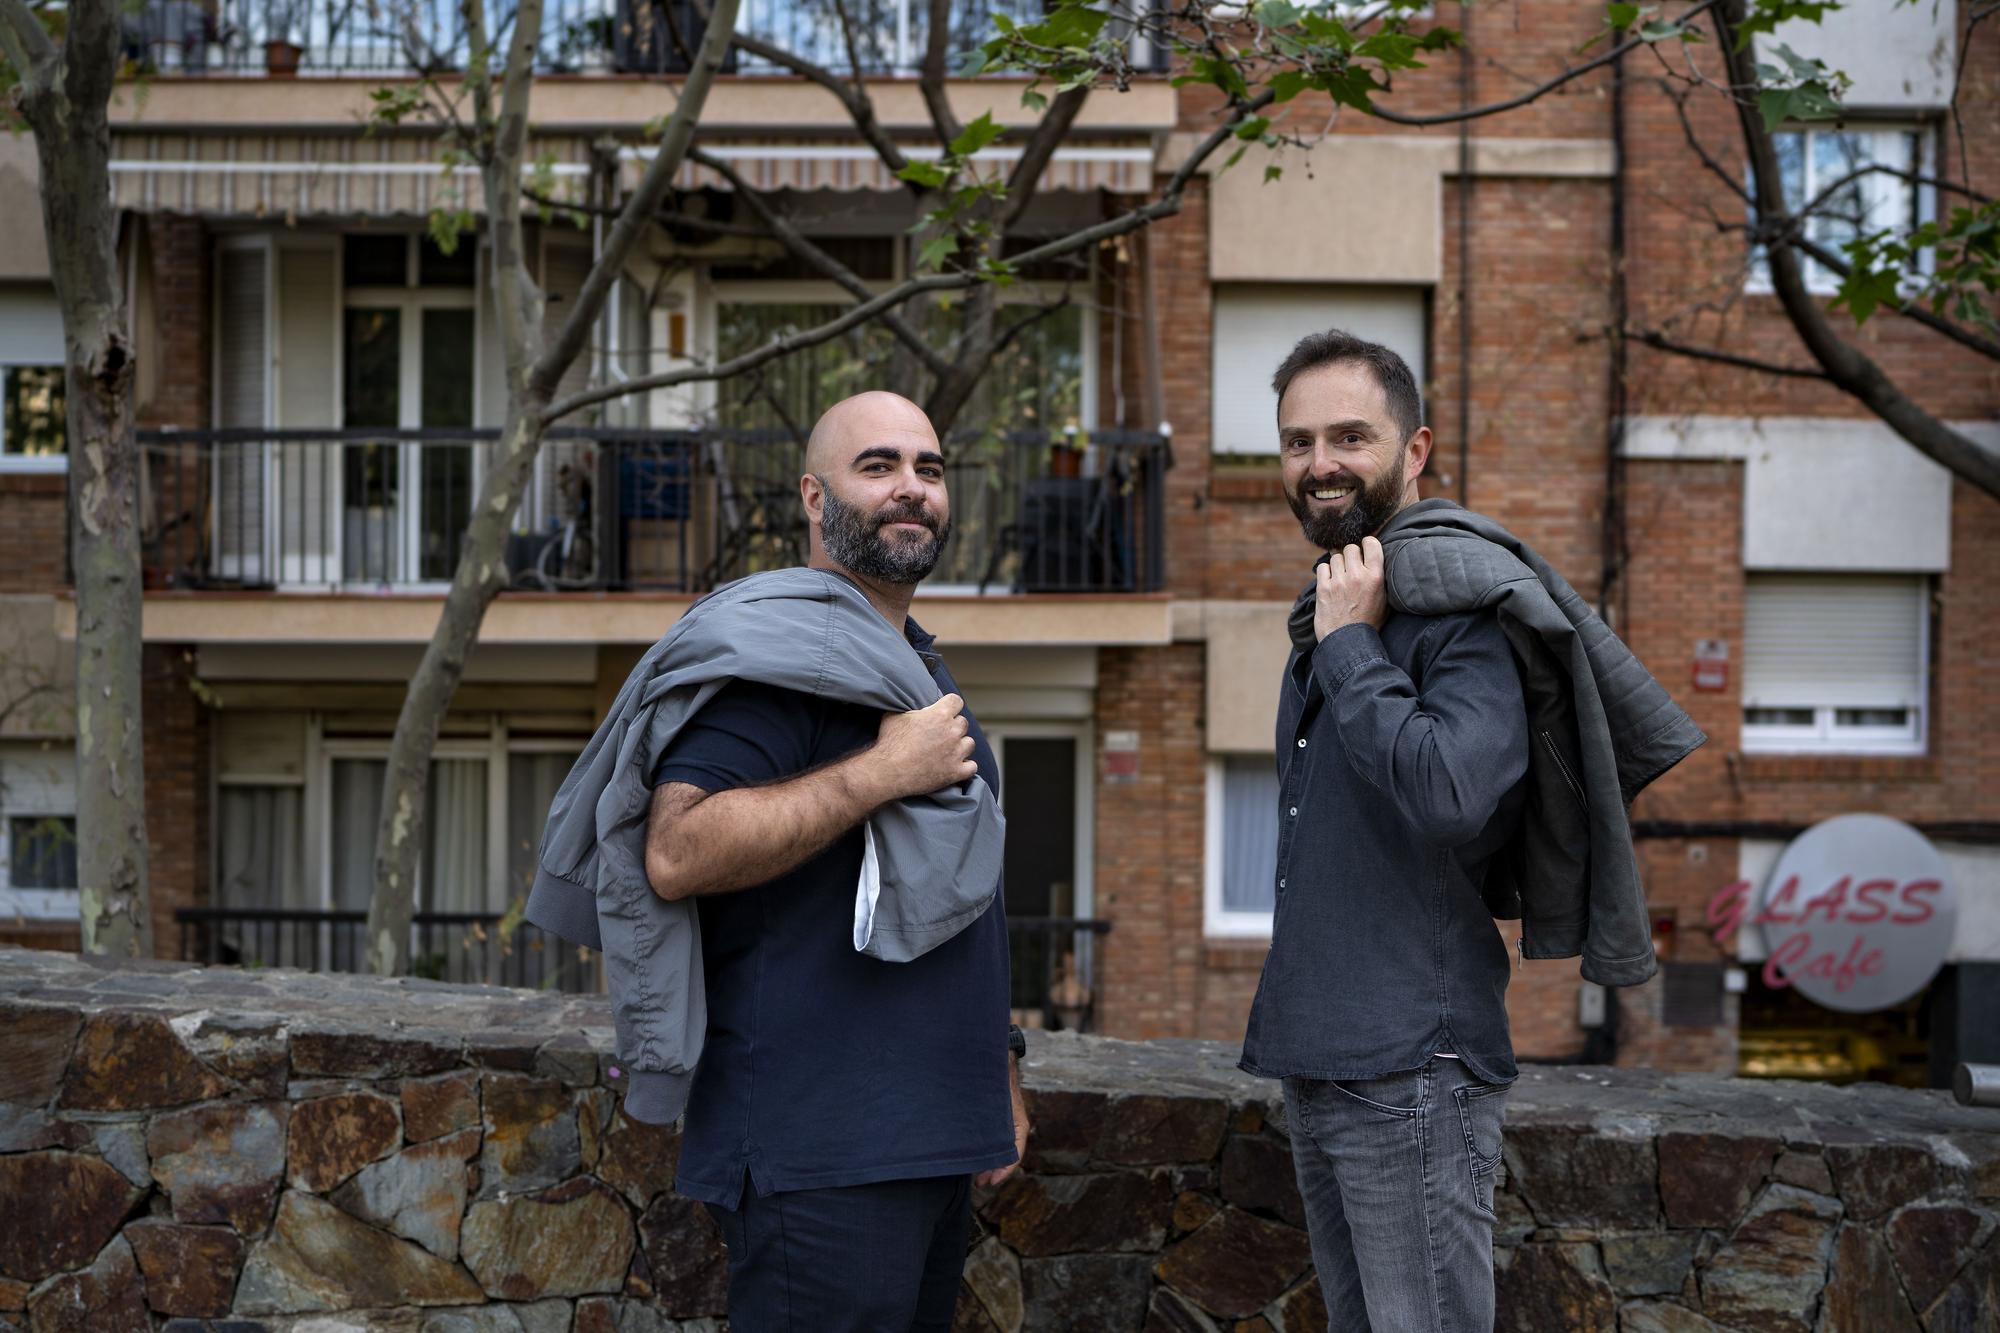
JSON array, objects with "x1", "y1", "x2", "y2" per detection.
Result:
[
  {"x1": 147, "y1": 1101, "x2": 288, "y2": 1233},
  {"x1": 58, "y1": 1013, "x2": 231, "y2": 1111},
  {"x1": 287, "y1": 1092, "x2": 402, "y2": 1193},
  {"x1": 22, "y1": 1235, "x2": 148, "y2": 1333},
  {"x1": 234, "y1": 1190, "x2": 483, "y2": 1314},
  {"x1": 987, "y1": 1171, "x2": 1175, "y2": 1257},
  {"x1": 401, "y1": 1071, "x2": 482, "y2": 1145},
  {"x1": 1699, "y1": 1184, "x2": 1843, "y2": 1333},
  {"x1": 1154, "y1": 1206, "x2": 1311, "y2": 1319},
  {"x1": 126, "y1": 1220, "x2": 245, "y2": 1318},
  {"x1": 462, "y1": 1178, "x2": 634, "y2": 1303},
  {"x1": 0, "y1": 1151, "x2": 145, "y2": 1284},
  {"x1": 1657, "y1": 1130, "x2": 1781, "y2": 1229}
]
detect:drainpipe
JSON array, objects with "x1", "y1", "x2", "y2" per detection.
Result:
[
  {"x1": 1455, "y1": 11, "x2": 1472, "y2": 507},
  {"x1": 1600, "y1": 41, "x2": 1631, "y2": 629}
]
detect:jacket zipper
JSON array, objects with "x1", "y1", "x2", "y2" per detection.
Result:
[{"x1": 1539, "y1": 730, "x2": 1587, "y2": 809}]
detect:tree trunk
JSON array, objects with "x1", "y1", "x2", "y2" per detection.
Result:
[
  {"x1": 14, "y1": 0, "x2": 151, "y2": 956},
  {"x1": 364, "y1": 411, "x2": 542, "y2": 974}
]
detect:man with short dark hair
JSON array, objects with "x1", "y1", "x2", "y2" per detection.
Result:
[
  {"x1": 644, "y1": 391, "x2": 1028, "y2": 1330},
  {"x1": 1244, "y1": 330, "x2": 1530, "y2": 1331}
]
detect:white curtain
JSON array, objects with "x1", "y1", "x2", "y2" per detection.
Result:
[
  {"x1": 424, "y1": 758, "x2": 490, "y2": 914},
  {"x1": 1222, "y1": 757, "x2": 1280, "y2": 914},
  {"x1": 506, "y1": 751, "x2": 579, "y2": 905},
  {"x1": 215, "y1": 785, "x2": 306, "y2": 967},
  {"x1": 329, "y1": 758, "x2": 385, "y2": 915}
]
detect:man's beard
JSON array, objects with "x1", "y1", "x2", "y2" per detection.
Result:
[
  {"x1": 818, "y1": 483, "x2": 952, "y2": 585},
  {"x1": 1285, "y1": 444, "x2": 1408, "y2": 551}
]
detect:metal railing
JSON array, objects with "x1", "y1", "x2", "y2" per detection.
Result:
[
  {"x1": 174, "y1": 906, "x2": 606, "y2": 992},
  {"x1": 137, "y1": 425, "x2": 1169, "y2": 596},
  {"x1": 175, "y1": 906, "x2": 1111, "y2": 1026},
  {"x1": 119, "y1": 0, "x2": 1160, "y2": 77},
  {"x1": 1008, "y1": 915, "x2": 1110, "y2": 1033}
]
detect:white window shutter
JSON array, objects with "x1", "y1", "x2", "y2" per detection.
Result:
[
  {"x1": 1210, "y1": 285, "x2": 1428, "y2": 456},
  {"x1": 1742, "y1": 575, "x2": 1926, "y2": 710}
]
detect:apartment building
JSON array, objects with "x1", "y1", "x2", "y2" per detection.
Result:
[{"x1": 1, "y1": 0, "x2": 1993, "y2": 1084}]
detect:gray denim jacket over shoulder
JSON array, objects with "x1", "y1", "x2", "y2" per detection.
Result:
[
  {"x1": 525, "y1": 568, "x2": 1006, "y2": 1123},
  {"x1": 1289, "y1": 499, "x2": 1705, "y2": 986}
]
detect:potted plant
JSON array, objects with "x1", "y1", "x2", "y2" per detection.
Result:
[
  {"x1": 1049, "y1": 423, "x2": 1087, "y2": 479},
  {"x1": 263, "y1": 1, "x2": 306, "y2": 75}
]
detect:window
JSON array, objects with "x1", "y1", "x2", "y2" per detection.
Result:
[
  {"x1": 1, "y1": 741, "x2": 78, "y2": 919},
  {"x1": 1205, "y1": 756, "x2": 1280, "y2": 937},
  {"x1": 1750, "y1": 125, "x2": 1932, "y2": 295},
  {"x1": 1741, "y1": 574, "x2": 1927, "y2": 755},
  {"x1": 8, "y1": 815, "x2": 76, "y2": 889},
  {"x1": 2, "y1": 366, "x2": 65, "y2": 462},
  {"x1": 1210, "y1": 285, "x2": 1428, "y2": 457}
]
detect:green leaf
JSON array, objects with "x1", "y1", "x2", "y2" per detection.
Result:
[
  {"x1": 896, "y1": 160, "x2": 954, "y2": 190},
  {"x1": 1235, "y1": 116, "x2": 1271, "y2": 141},
  {"x1": 1024, "y1": 4, "x2": 1109, "y2": 50},
  {"x1": 951, "y1": 111, "x2": 1005, "y2": 158},
  {"x1": 1607, "y1": 2, "x2": 1642, "y2": 29},
  {"x1": 1258, "y1": 0, "x2": 1303, "y2": 29},
  {"x1": 1020, "y1": 88, "x2": 1048, "y2": 113},
  {"x1": 917, "y1": 234, "x2": 960, "y2": 270},
  {"x1": 1269, "y1": 70, "x2": 1309, "y2": 104},
  {"x1": 1264, "y1": 164, "x2": 1283, "y2": 183}
]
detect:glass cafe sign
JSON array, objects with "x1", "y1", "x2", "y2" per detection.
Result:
[{"x1": 1707, "y1": 814, "x2": 1957, "y2": 1012}]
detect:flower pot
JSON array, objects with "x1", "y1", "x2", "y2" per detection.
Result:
[
  {"x1": 1048, "y1": 447, "x2": 1083, "y2": 479},
  {"x1": 264, "y1": 39, "x2": 303, "y2": 77}
]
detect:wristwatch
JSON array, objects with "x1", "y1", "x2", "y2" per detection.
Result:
[{"x1": 1007, "y1": 1024, "x2": 1027, "y2": 1062}]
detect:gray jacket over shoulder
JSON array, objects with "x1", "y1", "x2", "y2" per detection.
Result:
[
  {"x1": 525, "y1": 568, "x2": 1006, "y2": 1123},
  {"x1": 1288, "y1": 499, "x2": 1705, "y2": 986}
]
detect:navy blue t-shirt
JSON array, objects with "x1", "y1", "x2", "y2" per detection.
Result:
[{"x1": 652, "y1": 623, "x2": 1015, "y2": 1206}]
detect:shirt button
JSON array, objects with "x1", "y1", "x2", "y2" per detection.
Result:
[
  {"x1": 1297, "y1": 738, "x2": 1308, "y2": 748},
  {"x1": 1278, "y1": 878, "x2": 1287, "y2": 889},
  {"x1": 1288, "y1": 806, "x2": 1298, "y2": 817}
]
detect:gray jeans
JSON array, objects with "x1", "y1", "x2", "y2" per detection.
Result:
[{"x1": 1283, "y1": 1058, "x2": 1510, "y2": 1332}]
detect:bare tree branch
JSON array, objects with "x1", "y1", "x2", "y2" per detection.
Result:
[
  {"x1": 1369, "y1": 0, "x2": 1724, "y2": 127},
  {"x1": 719, "y1": 28, "x2": 909, "y2": 176},
  {"x1": 1001, "y1": 87, "x2": 1090, "y2": 231},
  {"x1": 545, "y1": 94, "x2": 1273, "y2": 425},
  {"x1": 1624, "y1": 326, "x2": 1828, "y2": 379},
  {"x1": 532, "y1": 0, "x2": 741, "y2": 399},
  {"x1": 1716, "y1": 0, "x2": 2000, "y2": 498},
  {"x1": 920, "y1": 0, "x2": 967, "y2": 146},
  {"x1": 688, "y1": 145, "x2": 950, "y2": 378},
  {"x1": 0, "y1": 0, "x2": 56, "y2": 77},
  {"x1": 1786, "y1": 234, "x2": 2000, "y2": 363}
]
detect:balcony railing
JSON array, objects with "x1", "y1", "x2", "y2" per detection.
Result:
[
  {"x1": 122, "y1": 0, "x2": 1161, "y2": 77},
  {"x1": 137, "y1": 426, "x2": 1169, "y2": 596},
  {"x1": 176, "y1": 906, "x2": 1111, "y2": 1029}
]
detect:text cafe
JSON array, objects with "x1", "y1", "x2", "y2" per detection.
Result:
[{"x1": 1705, "y1": 814, "x2": 1985, "y2": 1089}]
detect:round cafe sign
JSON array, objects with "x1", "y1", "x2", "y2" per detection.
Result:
[{"x1": 1753, "y1": 814, "x2": 1957, "y2": 1012}]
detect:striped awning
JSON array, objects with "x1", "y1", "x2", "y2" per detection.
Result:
[
  {"x1": 621, "y1": 138, "x2": 1157, "y2": 195},
  {"x1": 109, "y1": 133, "x2": 598, "y2": 217}
]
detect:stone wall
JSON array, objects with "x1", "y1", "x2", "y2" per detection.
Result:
[{"x1": 2, "y1": 949, "x2": 1996, "y2": 1332}]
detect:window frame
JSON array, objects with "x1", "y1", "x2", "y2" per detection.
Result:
[
  {"x1": 1746, "y1": 120, "x2": 1937, "y2": 298},
  {"x1": 1203, "y1": 755, "x2": 1278, "y2": 940},
  {"x1": 0, "y1": 363, "x2": 69, "y2": 474}
]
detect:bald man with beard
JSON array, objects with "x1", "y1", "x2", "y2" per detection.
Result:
[{"x1": 642, "y1": 392, "x2": 1029, "y2": 1331}]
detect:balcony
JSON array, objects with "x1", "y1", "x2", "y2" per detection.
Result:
[
  {"x1": 176, "y1": 906, "x2": 1112, "y2": 1029},
  {"x1": 121, "y1": 0, "x2": 1159, "y2": 78},
  {"x1": 136, "y1": 426, "x2": 1169, "y2": 597}
]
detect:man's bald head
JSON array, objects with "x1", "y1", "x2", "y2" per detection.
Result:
[{"x1": 805, "y1": 391, "x2": 938, "y2": 475}]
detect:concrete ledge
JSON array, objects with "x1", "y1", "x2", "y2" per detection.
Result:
[
  {"x1": 3, "y1": 948, "x2": 1996, "y2": 1330},
  {"x1": 59, "y1": 590, "x2": 1175, "y2": 648}
]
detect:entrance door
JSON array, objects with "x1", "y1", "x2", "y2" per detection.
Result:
[{"x1": 988, "y1": 724, "x2": 1096, "y2": 1028}]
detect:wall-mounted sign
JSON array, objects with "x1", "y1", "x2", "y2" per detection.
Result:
[
  {"x1": 1692, "y1": 638, "x2": 1729, "y2": 692},
  {"x1": 1103, "y1": 730, "x2": 1140, "y2": 786},
  {"x1": 1706, "y1": 814, "x2": 1956, "y2": 1012}
]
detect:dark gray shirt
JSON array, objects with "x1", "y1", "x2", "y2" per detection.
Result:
[{"x1": 1239, "y1": 611, "x2": 1530, "y2": 1088}]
